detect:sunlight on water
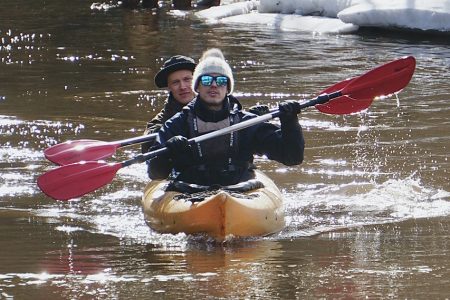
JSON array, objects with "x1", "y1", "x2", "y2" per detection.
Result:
[
  {"x1": 0, "y1": 180, "x2": 35, "y2": 197},
  {"x1": 55, "y1": 225, "x2": 85, "y2": 233},
  {"x1": 0, "y1": 115, "x2": 85, "y2": 149},
  {"x1": 0, "y1": 147, "x2": 41, "y2": 197},
  {"x1": 2, "y1": 108, "x2": 449, "y2": 249},
  {"x1": 34, "y1": 177, "x2": 193, "y2": 249},
  {"x1": 56, "y1": 53, "x2": 135, "y2": 63},
  {"x1": 282, "y1": 177, "x2": 450, "y2": 238},
  {"x1": 1, "y1": 118, "x2": 75, "y2": 198},
  {"x1": 30, "y1": 168, "x2": 449, "y2": 249},
  {"x1": 0, "y1": 147, "x2": 42, "y2": 162},
  {"x1": 1, "y1": 2, "x2": 449, "y2": 298},
  {"x1": 0, "y1": 29, "x2": 51, "y2": 65},
  {"x1": 0, "y1": 115, "x2": 23, "y2": 126},
  {"x1": 90, "y1": 1, "x2": 121, "y2": 11},
  {"x1": 116, "y1": 159, "x2": 149, "y2": 182}
]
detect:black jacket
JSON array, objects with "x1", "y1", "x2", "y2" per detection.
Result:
[
  {"x1": 147, "y1": 95, "x2": 305, "y2": 185},
  {"x1": 141, "y1": 93, "x2": 186, "y2": 153}
]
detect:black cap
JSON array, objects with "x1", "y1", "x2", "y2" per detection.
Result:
[{"x1": 154, "y1": 55, "x2": 196, "y2": 88}]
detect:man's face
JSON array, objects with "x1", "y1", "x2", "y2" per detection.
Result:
[
  {"x1": 196, "y1": 73, "x2": 228, "y2": 111},
  {"x1": 167, "y1": 69, "x2": 195, "y2": 105}
]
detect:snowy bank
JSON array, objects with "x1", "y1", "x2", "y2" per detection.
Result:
[
  {"x1": 223, "y1": 13, "x2": 358, "y2": 34},
  {"x1": 337, "y1": 1, "x2": 450, "y2": 32},
  {"x1": 195, "y1": 0, "x2": 450, "y2": 33},
  {"x1": 196, "y1": 0, "x2": 358, "y2": 34},
  {"x1": 259, "y1": 0, "x2": 353, "y2": 17},
  {"x1": 196, "y1": 0, "x2": 258, "y2": 21}
]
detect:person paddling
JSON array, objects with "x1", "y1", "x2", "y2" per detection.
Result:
[
  {"x1": 142, "y1": 54, "x2": 270, "y2": 153},
  {"x1": 147, "y1": 48, "x2": 305, "y2": 187}
]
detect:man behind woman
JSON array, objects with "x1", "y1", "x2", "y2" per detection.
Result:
[{"x1": 146, "y1": 48, "x2": 305, "y2": 187}]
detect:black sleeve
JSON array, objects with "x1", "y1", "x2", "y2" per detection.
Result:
[
  {"x1": 252, "y1": 115, "x2": 305, "y2": 166},
  {"x1": 145, "y1": 109, "x2": 166, "y2": 131},
  {"x1": 146, "y1": 114, "x2": 188, "y2": 179},
  {"x1": 141, "y1": 123, "x2": 164, "y2": 154},
  {"x1": 141, "y1": 108, "x2": 166, "y2": 153},
  {"x1": 146, "y1": 149, "x2": 172, "y2": 180},
  {"x1": 279, "y1": 114, "x2": 305, "y2": 165}
]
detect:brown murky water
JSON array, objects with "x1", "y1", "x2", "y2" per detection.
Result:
[{"x1": 1, "y1": 0, "x2": 449, "y2": 298}]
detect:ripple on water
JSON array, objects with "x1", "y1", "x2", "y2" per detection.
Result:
[{"x1": 282, "y1": 176, "x2": 450, "y2": 239}]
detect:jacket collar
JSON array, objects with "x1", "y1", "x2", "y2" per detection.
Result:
[{"x1": 192, "y1": 96, "x2": 230, "y2": 122}]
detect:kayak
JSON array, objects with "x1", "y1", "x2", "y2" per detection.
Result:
[{"x1": 141, "y1": 170, "x2": 285, "y2": 240}]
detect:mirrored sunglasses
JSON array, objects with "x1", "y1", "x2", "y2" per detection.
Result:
[{"x1": 200, "y1": 75, "x2": 228, "y2": 87}]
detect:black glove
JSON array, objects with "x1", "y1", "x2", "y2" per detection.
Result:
[
  {"x1": 165, "y1": 136, "x2": 193, "y2": 169},
  {"x1": 279, "y1": 100, "x2": 301, "y2": 117},
  {"x1": 248, "y1": 104, "x2": 270, "y2": 116},
  {"x1": 278, "y1": 100, "x2": 301, "y2": 127},
  {"x1": 141, "y1": 141, "x2": 152, "y2": 154}
]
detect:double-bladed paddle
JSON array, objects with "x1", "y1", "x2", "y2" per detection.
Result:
[
  {"x1": 44, "y1": 56, "x2": 413, "y2": 166},
  {"x1": 37, "y1": 56, "x2": 416, "y2": 200},
  {"x1": 44, "y1": 133, "x2": 158, "y2": 166}
]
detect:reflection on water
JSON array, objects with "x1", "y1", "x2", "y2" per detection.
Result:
[
  {"x1": 1, "y1": 0, "x2": 449, "y2": 298},
  {"x1": 1, "y1": 216, "x2": 448, "y2": 298}
]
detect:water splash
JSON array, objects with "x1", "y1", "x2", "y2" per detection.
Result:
[{"x1": 282, "y1": 176, "x2": 450, "y2": 238}]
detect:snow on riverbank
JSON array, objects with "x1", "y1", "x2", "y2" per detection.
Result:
[
  {"x1": 337, "y1": 1, "x2": 450, "y2": 32},
  {"x1": 223, "y1": 13, "x2": 358, "y2": 34},
  {"x1": 196, "y1": 0, "x2": 357, "y2": 33},
  {"x1": 195, "y1": 0, "x2": 450, "y2": 34}
]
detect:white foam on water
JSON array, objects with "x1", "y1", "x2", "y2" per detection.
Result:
[{"x1": 281, "y1": 176, "x2": 450, "y2": 238}]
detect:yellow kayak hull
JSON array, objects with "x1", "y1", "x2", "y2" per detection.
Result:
[{"x1": 141, "y1": 170, "x2": 285, "y2": 240}]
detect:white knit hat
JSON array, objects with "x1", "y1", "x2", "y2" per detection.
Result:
[{"x1": 192, "y1": 48, "x2": 234, "y2": 94}]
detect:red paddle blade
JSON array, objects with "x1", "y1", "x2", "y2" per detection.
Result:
[
  {"x1": 316, "y1": 78, "x2": 374, "y2": 114},
  {"x1": 37, "y1": 162, "x2": 122, "y2": 200},
  {"x1": 316, "y1": 56, "x2": 416, "y2": 114},
  {"x1": 344, "y1": 56, "x2": 416, "y2": 99},
  {"x1": 44, "y1": 140, "x2": 118, "y2": 165},
  {"x1": 44, "y1": 139, "x2": 100, "y2": 156}
]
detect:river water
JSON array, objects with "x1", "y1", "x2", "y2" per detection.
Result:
[{"x1": 1, "y1": 0, "x2": 449, "y2": 298}]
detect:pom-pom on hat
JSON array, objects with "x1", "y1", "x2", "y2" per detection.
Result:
[
  {"x1": 192, "y1": 48, "x2": 234, "y2": 94},
  {"x1": 154, "y1": 55, "x2": 196, "y2": 88}
]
